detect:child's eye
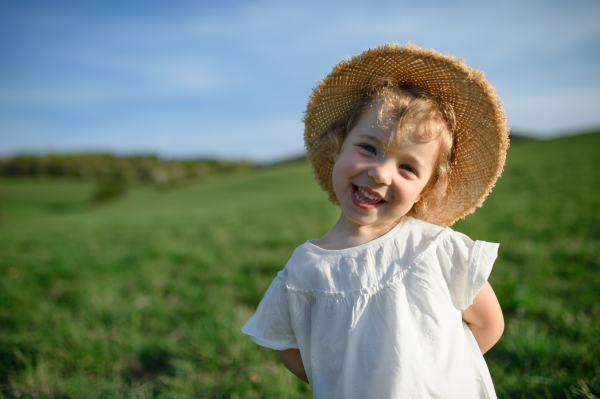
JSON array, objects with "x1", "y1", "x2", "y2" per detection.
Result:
[
  {"x1": 399, "y1": 164, "x2": 415, "y2": 173},
  {"x1": 359, "y1": 144, "x2": 376, "y2": 154}
]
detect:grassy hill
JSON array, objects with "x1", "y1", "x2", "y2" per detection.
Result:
[{"x1": 1, "y1": 131, "x2": 599, "y2": 398}]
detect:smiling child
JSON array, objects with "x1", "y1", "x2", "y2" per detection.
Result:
[{"x1": 242, "y1": 43, "x2": 509, "y2": 398}]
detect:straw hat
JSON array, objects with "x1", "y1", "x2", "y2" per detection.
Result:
[{"x1": 303, "y1": 42, "x2": 509, "y2": 227}]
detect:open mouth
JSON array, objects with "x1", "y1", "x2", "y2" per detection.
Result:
[{"x1": 353, "y1": 185, "x2": 385, "y2": 206}]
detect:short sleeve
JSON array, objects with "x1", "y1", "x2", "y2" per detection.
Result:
[
  {"x1": 241, "y1": 271, "x2": 298, "y2": 351},
  {"x1": 437, "y1": 230, "x2": 499, "y2": 310}
]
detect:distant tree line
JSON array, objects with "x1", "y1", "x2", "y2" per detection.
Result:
[{"x1": 0, "y1": 154, "x2": 252, "y2": 184}]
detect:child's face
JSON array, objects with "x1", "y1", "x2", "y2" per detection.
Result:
[{"x1": 332, "y1": 105, "x2": 440, "y2": 229}]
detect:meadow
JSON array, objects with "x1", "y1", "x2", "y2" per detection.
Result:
[{"x1": 1, "y1": 131, "x2": 599, "y2": 398}]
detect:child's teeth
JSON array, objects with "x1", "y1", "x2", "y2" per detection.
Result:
[
  {"x1": 359, "y1": 187, "x2": 381, "y2": 201},
  {"x1": 354, "y1": 189, "x2": 365, "y2": 203}
]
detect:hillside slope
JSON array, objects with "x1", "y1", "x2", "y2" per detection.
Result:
[{"x1": 0, "y1": 131, "x2": 599, "y2": 398}]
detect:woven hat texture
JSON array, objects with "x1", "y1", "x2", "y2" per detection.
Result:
[{"x1": 303, "y1": 42, "x2": 509, "y2": 227}]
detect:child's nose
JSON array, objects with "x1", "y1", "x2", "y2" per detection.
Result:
[{"x1": 367, "y1": 160, "x2": 394, "y2": 185}]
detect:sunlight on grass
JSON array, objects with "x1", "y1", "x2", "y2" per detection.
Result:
[{"x1": 1, "y1": 132, "x2": 599, "y2": 398}]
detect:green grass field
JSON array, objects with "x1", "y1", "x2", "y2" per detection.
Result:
[{"x1": 1, "y1": 131, "x2": 599, "y2": 398}]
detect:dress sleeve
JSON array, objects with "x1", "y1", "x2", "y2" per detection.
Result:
[
  {"x1": 436, "y1": 230, "x2": 499, "y2": 310},
  {"x1": 241, "y1": 271, "x2": 298, "y2": 351}
]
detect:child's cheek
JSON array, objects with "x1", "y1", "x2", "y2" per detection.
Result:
[{"x1": 331, "y1": 160, "x2": 346, "y2": 204}]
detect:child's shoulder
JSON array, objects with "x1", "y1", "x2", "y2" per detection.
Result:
[
  {"x1": 407, "y1": 216, "x2": 479, "y2": 257},
  {"x1": 406, "y1": 216, "x2": 447, "y2": 237},
  {"x1": 281, "y1": 238, "x2": 332, "y2": 273},
  {"x1": 278, "y1": 240, "x2": 337, "y2": 292}
]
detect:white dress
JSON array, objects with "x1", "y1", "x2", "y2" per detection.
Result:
[{"x1": 242, "y1": 216, "x2": 499, "y2": 398}]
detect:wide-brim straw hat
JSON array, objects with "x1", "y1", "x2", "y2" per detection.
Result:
[{"x1": 303, "y1": 42, "x2": 509, "y2": 227}]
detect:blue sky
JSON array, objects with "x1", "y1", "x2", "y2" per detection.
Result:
[{"x1": 1, "y1": 0, "x2": 599, "y2": 161}]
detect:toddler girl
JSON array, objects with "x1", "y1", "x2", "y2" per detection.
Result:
[{"x1": 242, "y1": 43, "x2": 508, "y2": 398}]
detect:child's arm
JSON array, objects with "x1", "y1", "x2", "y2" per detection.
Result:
[
  {"x1": 461, "y1": 281, "x2": 504, "y2": 354},
  {"x1": 278, "y1": 349, "x2": 309, "y2": 383}
]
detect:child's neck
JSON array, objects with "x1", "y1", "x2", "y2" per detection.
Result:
[{"x1": 313, "y1": 214, "x2": 403, "y2": 250}]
